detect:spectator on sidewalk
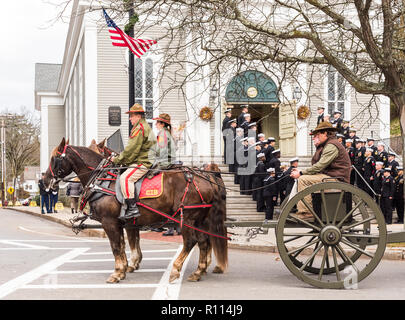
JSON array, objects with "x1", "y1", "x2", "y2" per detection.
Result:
[
  {"x1": 49, "y1": 184, "x2": 59, "y2": 213},
  {"x1": 66, "y1": 177, "x2": 83, "y2": 214},
  {"x1": 38, "y1": 173, "x2": 51, "y2": 214}
]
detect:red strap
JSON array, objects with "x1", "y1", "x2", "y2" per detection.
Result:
[
  {"x1": 192, "y1": 180, "x2": 205, "y2": 203},
  {"x1": 137, "y1": 202, "x2": 230, "y2": 240},
  {"x1": 49, "y1": 163, "x2": 55, "y2": 177}
]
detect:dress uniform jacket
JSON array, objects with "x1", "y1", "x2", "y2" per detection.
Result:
[
  {"x1": 354, "y1": 147, "x2": 366, "y2": 189},
  {"x1": 387, "y1": 160, "x2": 399, "y2": 177},
  {"x1": 331, "y1": 117, "x2": 343, "y2": 134},
  {"x1": 347, "y1": 146, "x2": 356, "y2": 185},
  {"x1": 373, "y1": 169, "x2": 384, "y2": 196},
  {"x1": 234, "y1": 137, "x2": 243, "y2": 184},
  {"x1": 264, "y1": 146, "x2": 275, "y2": 168},
  {"x1": 362, "y1": 156, "x2": 376, "y2": 196},
  {"x1": 376, "y1": 151, "x2": 388, "y2": 167},
  {"x1": 343, "y1": 126, "x2": 350, "y2": 140},
  {"x1": 268, "y1": 157, "x2": 282, "y2": 177},
  {"x1": 394, "y1": 173, "x2": 404, "y2": 223},
  {"x1": 252, "y1": 160, "x2": 266, "y2": 211},
  {"x1": 381, "y1": 175, "x2": 395, "y2": 224},
  {"x1": 284, "y1": 166, "x2": 296, "y2": 196},
  {"x1": 237, "y1": 112, "x2": 246, "y2": 127}
]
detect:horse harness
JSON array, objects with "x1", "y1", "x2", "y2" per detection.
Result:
[{"x1": 76, "y1": 162, "x2": 230, "y2": 240}]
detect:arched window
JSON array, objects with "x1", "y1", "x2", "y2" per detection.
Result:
[
  {"x1": 327, "y1": 66, "x2": 345, "y2": 116},
  {"x1": 134, "y1": 58, "x2": 154, "y2": 120}
]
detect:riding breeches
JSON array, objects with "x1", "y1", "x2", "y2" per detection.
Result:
[{"x1": 120, "y1": 164, "x2": 148, "y2": 199}]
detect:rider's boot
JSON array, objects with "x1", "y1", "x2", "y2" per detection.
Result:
[{"x1": 121, "y1": 198, "x2": 141, "y2": 220}]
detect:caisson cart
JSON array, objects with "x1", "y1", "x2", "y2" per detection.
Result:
[{"x1": 225, "y1": 180, "x2": 405, "y2": 289}]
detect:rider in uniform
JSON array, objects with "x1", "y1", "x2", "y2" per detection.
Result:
[{"x1": 112, "y1": 104, "x2": 155, "y2": 221}]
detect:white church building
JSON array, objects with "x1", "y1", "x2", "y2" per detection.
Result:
[{"x1": 35, "y1": 0, "x2": 391, "y2": 173}]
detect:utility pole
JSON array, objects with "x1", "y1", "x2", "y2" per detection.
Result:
[{"x1": 128, "y1": 0, "x2": 135, "y2": 135}]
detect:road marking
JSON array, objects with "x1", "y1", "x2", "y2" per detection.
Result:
[
  {"x1": 152, "y1": 245, "x2": 195, "y2": 300},
  {"x1": 0, "y1": 240, "x2": 49, "y2": 249},
  {"x1": 0, "y1": 247, "x2": 89, "y2": 299},
  {"x1": 49, "y1": 269, "x2": 166, "y2": 274},
  {"x1": 18, "y1": 226, "x2": 104, "y2": 242},
  {"x1": 22, "y1": 284, "x2": 159, "y2": 289},
  {"x1": 82, "y1": 249, "x2": 179, "y2": 255},
  {"x1": 66, "y1": 257, "x2": 173, "y2": 263}
]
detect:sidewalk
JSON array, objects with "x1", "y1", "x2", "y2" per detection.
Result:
[{"x1": 5, "y1": 205, "x2": 405, "y2": 260}]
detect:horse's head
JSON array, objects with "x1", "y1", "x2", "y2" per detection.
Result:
[
  {"x1": 204, "y1": 163, "x2": 222, "y2": 178},
  {"x1": 44, "y1": 137, "x2": 74, "y2": 189},
  {"x1": 88, "y1": 138, "x2": 114, "y2": 158}
]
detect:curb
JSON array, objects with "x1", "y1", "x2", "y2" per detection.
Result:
[{"x1": 7, "y1": 207, "x2": 405, "y2": 260}]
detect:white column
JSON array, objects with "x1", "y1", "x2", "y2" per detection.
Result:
[
  {"x1": 84, "y1": 21, "x2": 98, "y2": 146},
  {"x1": 40, "y1": 104, "x2": 49, "y2": 173}
]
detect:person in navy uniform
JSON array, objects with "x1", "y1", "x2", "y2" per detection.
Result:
[
  {"x1": 342, "y1": 120, "x2": 350, "y2": 140},
  {"x1": 284, "y1": 157, "x2": 299, "y2": 197},
  {"x1": 393, "y1": 167, "x2": 404, "y2": 224},
  {"x1": 241, "y1": 113, "x2": 251, "y2": 137},
  {"x1": 371, "y1": 161, "x2": 384, "y2": 203},
  {"x1": 362, "y1": 147, "x2": 376, "y2": 197},
  {"x1": 248, "y1": 122, "x2": 257, "y2": 139},
  {"x1": 239, "y1": 137, "x2": 251, "y2": 195},
  {"x1": 380, "y1": 168, "x2": 395, "y2": 224},
  {"x1": 237, "y1": 105, "x2": 248, "y2": 127},
  {"x1": 278, "y1": 164, "x2": 288, "y2": 205},
  {"x1": 366, "y1": 138, "x2": 378, "y2": 158},
  {"x1": 268, "y1": 149, "x2": 282, "y2": 177},
  {"x1": 252, "y1": 153, "x2": 267, "y2": 212},
  {"x1": 226, "y1": 119, "x2": 237, "y2": 172},
  {"x1": 222, "y1": 109, "x2": 232, "y2": 131},
  {"x1": 331, "y1": 109, "x2": 343, "y2": 134},
  {"x1": 336, "y1": 133, "x2": 345, "y2": 146},
  {"x1": 264, "y1": 137, "x2": 276, "y2": 168},
  {"x1": 348, "y1": 128, "x2": 359, "y2": 145},
  {"x1": 317, "y1": 106, "x2": 325, "y2": 125},
  {"x1": 353, "y1": 140, "x2": 366, "y2": 190},
  {"x1": 376, "y1": 142, "x2": 389, "y2": 167},
  {"x1": 387, "y1": 152, "x2": 399, "y2": 177},
  {"x1": 234, "y1": 128, "x2": 244, "y2": 184},
  {"x1": 345, "y1": 139, "x2": 356, "y2": 185},
  {"x1": 263, "y1": 168, "x2": 278, "y2": 223}
]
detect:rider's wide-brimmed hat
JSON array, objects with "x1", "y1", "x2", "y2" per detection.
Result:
[
  {"x1": 309, "y1": 121, "x2": 339, "y2": 135},
  {"x1": 126, "y1": 103, "x2": 145, "y2": 114},
  {"x1": 153, "y1": 113, "x2": 171, "y2": 125}
]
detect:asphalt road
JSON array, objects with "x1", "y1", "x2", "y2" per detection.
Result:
[{"x1": 1, "y1": 208, "x2": 405, "y2": 300}]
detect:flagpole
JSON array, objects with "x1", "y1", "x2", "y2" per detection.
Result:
[{"x1": 128, "y1": 2, "x2": 135, "y2": 135}]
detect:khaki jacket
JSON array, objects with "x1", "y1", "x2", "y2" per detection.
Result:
[{"x1": 113, "y1": 119, "x2": 155, "y2": 168}]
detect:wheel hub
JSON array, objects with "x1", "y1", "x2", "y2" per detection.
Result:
[{"x1": 319, "y1": 225, "x2": 341, "y2": 246}]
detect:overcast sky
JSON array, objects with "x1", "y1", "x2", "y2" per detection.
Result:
[{"x1": 0, "y1": 1, "x2": 70, "y2": 116}]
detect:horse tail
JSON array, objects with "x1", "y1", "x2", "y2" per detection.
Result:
[{"x1": 208, "y1": 173, "x2": 228, "y2": 271}]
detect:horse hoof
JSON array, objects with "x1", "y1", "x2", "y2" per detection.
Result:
[
  {"x1": 106, "y1": 276, "x2": 120, "y2": 283},
  {"x1": 187, "y1": 273, "x2": 201, "y2": 282},
  {"x1": 126, "y1": 266, "x2": 135, "y2": 273},
  {"x1": 169, "y1": 272, "x2": 180, "y2": 283},
  {"x1": 212, "y1": 266, "x2": 224, "y2": 274}
]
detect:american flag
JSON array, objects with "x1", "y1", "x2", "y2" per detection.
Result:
[{"x1": 103, "y1": 9, "x2": 157, "y2": 58}]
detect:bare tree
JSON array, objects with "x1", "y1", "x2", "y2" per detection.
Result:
[
  {"x1": 82, "y1": 0, "x2": 404, "y2": 136},
  {"x1": 3, "y1": 110, "x2": 40, "y2": 202}
]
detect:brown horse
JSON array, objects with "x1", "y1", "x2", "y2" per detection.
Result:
[{"x1": 44, "y1": 138, "x2": 228, "y2": 283}]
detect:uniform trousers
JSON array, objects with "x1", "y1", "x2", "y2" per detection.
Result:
[
  {"x1": 393, "y1": 198, "x2": 404, "y2": 223},
  {"x1": 297, "y1": 174, "x2": 332, "y2": 214},
  {"x1": 120, "y1": 164, "x2": 148, "y2": 199},
  {"x1": 264, "y1": 197, "x2": 277, "y2": 220},
  {"x1": 380, "y1": 197, "x2": 393, "y2": 224}
]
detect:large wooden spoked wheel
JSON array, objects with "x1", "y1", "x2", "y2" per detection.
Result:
[{"x1": 276, "y1": 182, "x2": 387, "y2": 289}]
